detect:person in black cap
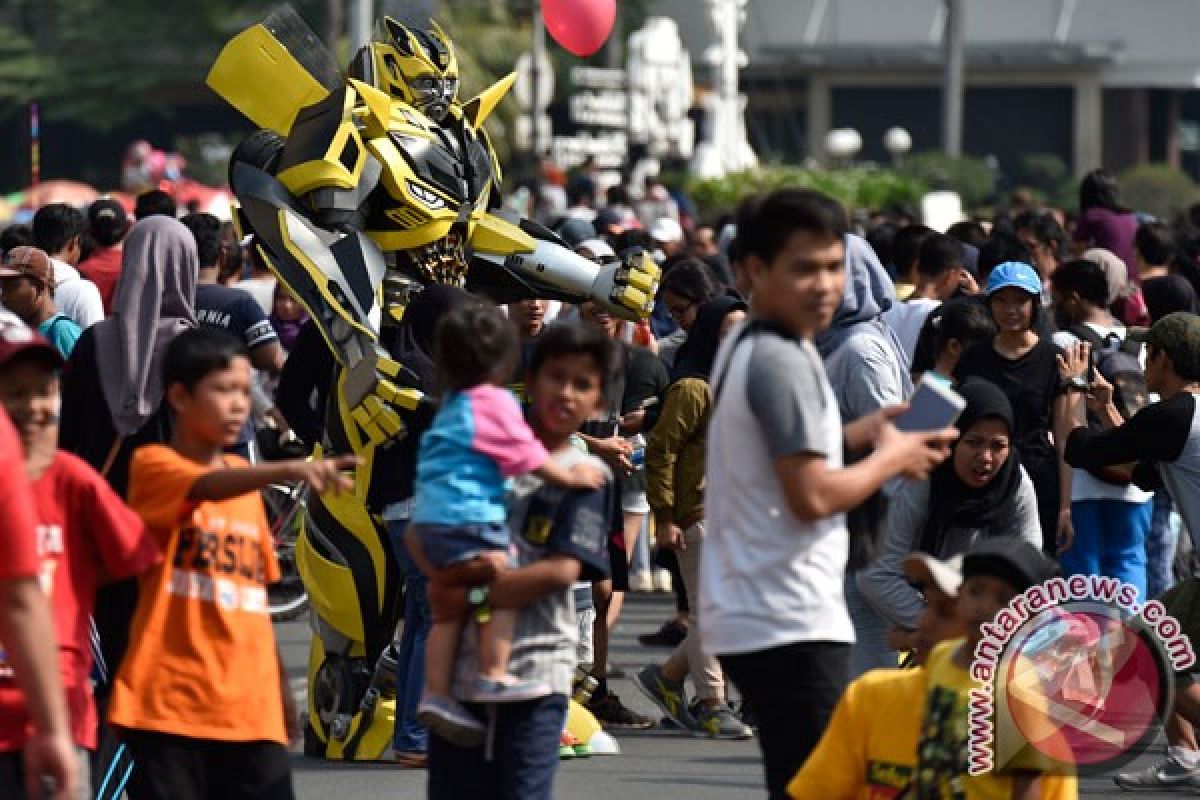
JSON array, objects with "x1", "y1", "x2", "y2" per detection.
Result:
[
  {"x1": 914, "y1": 536, "x2": 1073, "y2": 798},
  {"x1": 79, "y1": 198, "x2": 130, "y2": 313},
  {"x1": 1058, "y1": 314, "x2": 1200, "y2": 790}
]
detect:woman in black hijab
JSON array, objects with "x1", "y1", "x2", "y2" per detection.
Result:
[
  {"x1": 637, "y1": 295, "x2": 750, "y2": 734},
  {"x1": 858, "y1": 380, "x2": 1044, "y2": 638}
]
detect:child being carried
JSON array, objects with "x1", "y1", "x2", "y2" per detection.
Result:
[{"x1": 411, "y1": 304, "x2": 606, "y2": 745}]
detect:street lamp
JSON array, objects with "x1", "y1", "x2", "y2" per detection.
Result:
[
  {"x1": 825, "y1": 128, "x2": 862, "y2": 166},
  {"x1": 884, "y1": 127, "x2": 913, "y2": 165}
]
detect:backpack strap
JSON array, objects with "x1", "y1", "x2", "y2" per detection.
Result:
[{"x1": 711, "y1": 319, "x2": 796, "y2": 404}]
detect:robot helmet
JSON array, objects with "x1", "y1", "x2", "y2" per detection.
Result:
[{"x1": 371, "y1": 18, "x2": 460, "y2": 123}]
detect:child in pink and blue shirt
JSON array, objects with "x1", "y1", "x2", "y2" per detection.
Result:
[{"x1": 410, "y1": 304, "x2": 605, "y2": 745}]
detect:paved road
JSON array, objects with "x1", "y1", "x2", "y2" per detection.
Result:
[{"x1": 279, "y1": 593, "x2": 1166, "y2": 799}]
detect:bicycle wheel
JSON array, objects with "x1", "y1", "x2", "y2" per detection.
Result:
[{"x1": 263, "y1": 482, "x2": 311, "y2": 621}]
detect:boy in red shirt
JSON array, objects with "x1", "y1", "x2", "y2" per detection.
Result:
[
  {"x1": 0, "y1": 311, "x2": 157, "y2": 799},
  {"x1": 109, "y1": 327, "x2": 355, "y2": 800}
]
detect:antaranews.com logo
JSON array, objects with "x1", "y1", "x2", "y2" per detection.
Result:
[{"x1": 968, "y1": 574, "x2": 1195, "y2": 776}]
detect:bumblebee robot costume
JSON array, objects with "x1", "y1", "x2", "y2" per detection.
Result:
[{"x1": 206, "y1": 7, "x2": 658, "y2": 760}]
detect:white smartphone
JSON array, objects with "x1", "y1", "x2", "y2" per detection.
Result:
[{"x1": 895, "y1": 376, "x2": 966, "y2": 433}]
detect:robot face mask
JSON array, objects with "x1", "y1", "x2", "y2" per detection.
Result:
[{"x1": 378, "y1": 18, "x2": 459, "y2": 123}]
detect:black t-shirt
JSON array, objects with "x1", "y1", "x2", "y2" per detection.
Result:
[
  {"x1": 1066, "y1": 392, "x2": 1197, "y2": 490},
  {"x1": 195, "y1": 283, "x2": 278, "y2": 351},
  {"x1": 954, "y1": 337, "x2": 1062, "y2": 461}
]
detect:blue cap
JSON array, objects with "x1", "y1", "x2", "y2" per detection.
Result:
[{"x1": 985, "y1": 261, "x2": 1042, "y2": 297}]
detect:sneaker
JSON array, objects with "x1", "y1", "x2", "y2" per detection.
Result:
[
  {"x1": 653, "y1": 568, "x2": 673, "y2": 592},
  {"x1": 417, "y1": 695, "x2": 485, "y2": 748},
  {"x1": 469, "y1": 676, "x2": 551, "y2": 704},
  {"x1": 629, "y1": 570, "x2": 655, "y2": 592},
  {"x1": 586, "y1": 690, "x2": 655, "y2": 730},
  {"x1": 692, "y1": 701, "x2": 754, "y2": 740},
  {"x1": 1113, "y1": 749, "x2": 1200, "y2": 791},
  {"x1": 637, "y1": 618, "x2": 688, "y2": 648},
  {"x1": 559, "y1": 731, "x2": 580, "y2": 760},
  {"x1": 634, "y1": 665, "x2": 695, "y2": 729}
]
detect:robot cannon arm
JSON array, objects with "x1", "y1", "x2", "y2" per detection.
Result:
[
  {"x1": 470, "y1": 213, "x2": 660, "y2": 321},
  {"x1": 231, "y1": 160, "x2": 422, "y2": 448}
]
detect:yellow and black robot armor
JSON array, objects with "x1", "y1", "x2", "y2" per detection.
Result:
[{"x1": 206, "y1": 6, "x2": 658, "y2": 761}]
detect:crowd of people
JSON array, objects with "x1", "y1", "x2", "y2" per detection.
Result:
[{"x1": 1, "y1": 161, "x2": 1200, "y2": 800}]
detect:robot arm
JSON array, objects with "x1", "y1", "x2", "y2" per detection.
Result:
[
  {"x1": 231, "y1": 159, "x2": 420, "y2": 447},
  {"x1": 469, "y1": 212, "x2": 659, "y2": 320}
]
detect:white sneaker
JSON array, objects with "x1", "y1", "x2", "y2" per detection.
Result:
[
  {"x1": 629, "y1": 570, "x2": 654, "y2": 592},
  {"x1": 653, "y1": 568, "x2": 673, "y2": 593},
  {"x1": 1113, "y1": 748, "x2": 1200, "y2": 791}
]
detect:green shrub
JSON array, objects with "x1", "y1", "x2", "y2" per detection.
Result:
[
  {"x1": 1117, "y1": 164, "x2": 1200, "y2": 222},
  {"x1": 686, "y1": 166, "x2": 927, "y2": 219},
  {"x1": 897, "y1": 152, "x2": 995, "y2": 208},
  {"x1": 1014, "y1": 153, "x2": 1069, "y2": 197}
]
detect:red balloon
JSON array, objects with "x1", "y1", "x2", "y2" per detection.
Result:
[{"x1": 542, "y1": 0, "x2": 617, "y2": 58}]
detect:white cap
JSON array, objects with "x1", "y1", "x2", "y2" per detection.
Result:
[
  {"x1": 577, "y1": 238, "x2": 615, "y2": 259},
  {"x1": 649, "y1": 216, "x2": 683, "y2": 244}
]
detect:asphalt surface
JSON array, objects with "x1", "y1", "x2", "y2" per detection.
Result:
[{"x1": 279, "y1": 593, "x2": 1171, "y2": 799}]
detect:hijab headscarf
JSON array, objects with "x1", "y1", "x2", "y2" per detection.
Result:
[
  {"x1": 1085, "y1": 246, "x2": 1149, "y2": 326},
  {"x1": 1143, "y1": 275, "x2": 1198, "y2": 321},
  {"x1": 389, "y1": 284, "x2": 476, "y2": 390},
  {"x1": 918, "y1": 379, "x2": 1023, "y2": 556},
  {"x1": 1083, "y1": 247, "x2": 1134, "y2": 306},
  {"x1": 95, "y1": 216, "x2": 197, "y2": 436},
  {"x1": 670, "y1": 295, "x2": 747, "y2": 384},
  {"x1": 816, "y1": 233, "x2": 906, "y2": 361}
]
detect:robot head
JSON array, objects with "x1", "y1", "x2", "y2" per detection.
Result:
[{"x1": 373, "y1": 18, "x2": 459, "y2": 123}]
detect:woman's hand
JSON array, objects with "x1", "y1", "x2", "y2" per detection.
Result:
[
  {"x1": 1056, "y1": 341, "x2": 1091, "y2": 382},
  {"x1": 1056, "y1": 507, "x2": 1075, "y2": 555}
]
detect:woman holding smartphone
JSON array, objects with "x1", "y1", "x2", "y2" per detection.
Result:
[
  {"x1": 954, "y1": 262, "x2": 1068, "y2": 554},
  {"x1": 857, "y1": 379, "x2": 1043, "y2": 643}
]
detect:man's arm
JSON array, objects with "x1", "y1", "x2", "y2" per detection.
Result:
[
  {"x1": 250, "y1": 340, "x2": 287, "y2": 375},
  {"x1": 0, "y1": 577, "x2": 77, "y2": 800},
  {"x1": 188, "y1": 455, "x2": 357, "y2": 502},
  {"x1": 856, "y1": 481, "x2": 930, "y2": 630},
  {"x1": 488, "y1": 555, "x2": 582, "y2": 610},
  {"x1": 774, "y1": 424, "x2": 953, "y2": 523}
]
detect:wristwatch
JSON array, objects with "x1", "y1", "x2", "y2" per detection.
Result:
[{"x1": 468, "y1": 586, "x2": 492, "y2": 624}]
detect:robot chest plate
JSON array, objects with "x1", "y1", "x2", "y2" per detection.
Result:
[{"x1": 365, "y1": 124, "x2": 492, "y2": 238}]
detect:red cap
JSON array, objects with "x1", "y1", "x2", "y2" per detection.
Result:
[
  {"x1": 0, "y1": 246, "x2": 54, "y2": 287},
  {"x1": 0, "y1": 310, "x2": 64, "y2": 369}
]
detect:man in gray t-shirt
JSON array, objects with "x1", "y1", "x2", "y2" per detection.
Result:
[{"x1": 701, "y1": 189, "x2": 954, "y2": 799}]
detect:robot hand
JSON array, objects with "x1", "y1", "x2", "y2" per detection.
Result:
[
  {"x1": 588, "y1": 249, "x2": 661, "y2": 320},
  {"x1": 342, "y1": 350, "x2": 424, "y2": 447}
]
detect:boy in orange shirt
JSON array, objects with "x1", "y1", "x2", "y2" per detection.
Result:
[{"x1": 108, "y1": 328, "x2": 355, "y2": 800}]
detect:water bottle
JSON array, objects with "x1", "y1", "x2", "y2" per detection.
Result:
[{"x1": 629, "y1": 433, "x2": 646, "y2": 470}]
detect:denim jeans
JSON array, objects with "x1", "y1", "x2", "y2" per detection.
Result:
[
  {"x1": 1061, "y1": 498, "x2": 1153, "y2": 601},
  {"x1": 1148, "y1": 489, "x2": 1182, "y2": 600},
  {"x1": 387, "y1": 519, "x2": 431, "y2": 754},
  {"x1": 428, "y1": 694, "x2": 567, "y2": 800}
]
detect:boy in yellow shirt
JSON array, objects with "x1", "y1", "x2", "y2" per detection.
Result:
[{"x1": 790, "y1": 540, "x2": 1079, "y2": 799}]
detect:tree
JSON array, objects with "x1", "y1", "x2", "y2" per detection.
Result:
[{"x1": 0, "y1": 0, "x2": 327, "y2": 130}]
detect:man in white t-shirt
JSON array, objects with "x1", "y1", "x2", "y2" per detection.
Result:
[
  {"x1": 32, "y1": 204, "x2": 104, "y2": 329},
  {"x1": 883, "y1": 233, "x2": 976, "y2": 366},
  {"x1": 700, "y1": 189, "x2": 957, "y2": 800},
  {"x1": 1050, "y1": 257, "x2": 1153, "y2": 595}
]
